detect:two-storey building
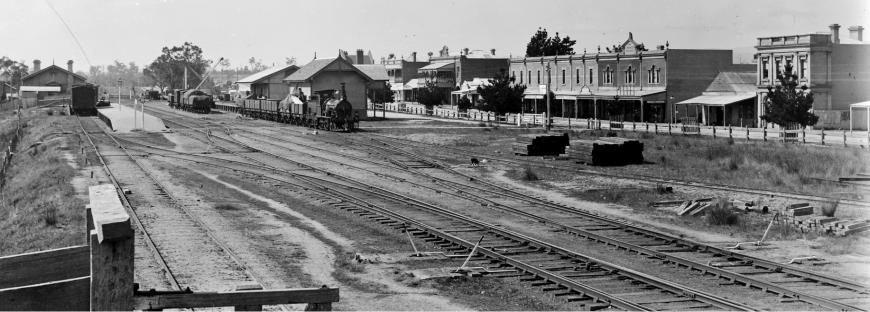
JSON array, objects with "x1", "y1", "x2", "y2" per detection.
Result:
[
  {"x1": 510, "y1": 33, "x2": 746, "y2": 123},
  {"x1": 418, "y1": 46, "x2": 509, "y2": 105},
  {"x1": 755, "y1": 24, "x2": 870, "y2": 129},
  {"x1": 381, "y1": 52, "x2": 427, "y2": 102}
]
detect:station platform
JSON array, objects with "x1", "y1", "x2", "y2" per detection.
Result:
[{"x1": 97, "y1": 104, "x2": 167, "y2": 132}]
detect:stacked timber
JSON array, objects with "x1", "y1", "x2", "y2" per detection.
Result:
[
  {"x1": 512, "y1": 133, "x2": 570, "y2": 156},
  {"x1": 560, "y1": 137, "x2": 644, "y2": 166}
]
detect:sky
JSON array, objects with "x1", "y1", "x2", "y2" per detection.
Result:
[{"x1": 2, "y1": 0, "x2": 868, "y2": 72}]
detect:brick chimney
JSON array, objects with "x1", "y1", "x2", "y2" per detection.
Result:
[
  {"x1": 67, "y1": 60, "x2": 74, "y2": 93},
  {"x1": 463, "y1": 47, "x2": 469, "y2": 55},
  {"x1": 490, "y1": 48, "x2": 496, "y2": 56},
  {"x1": 411, "y1": 52, "x2": 417, "y2": 62},
  {"x1": 829, "y1": 24, "x2": 841, "y2": 44},
  {"x1": 356, "y1": 49, "x2": 364, "y2": 64},
  {"x1": 849, "y1": 25, "x2": 864, "y2": 42},
  {"x1": 33, "y1": 59, "x2": 41, "y2": 72}
]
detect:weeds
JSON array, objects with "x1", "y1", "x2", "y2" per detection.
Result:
[
  {"x1": 214, "y1": 203, "x2": 238, "y2": 211},
  {"x1": 820, "y1": 201, "x2": 839, "y2": 217},
  {"x1": 523, "y1": 166, "x2": 539, "y2": 181},
  {"x1": 706, "y1": 198, "x2": 740, "y2": 226},
  {"x1": 42, "y1": 204, "x2": 57, "y2": 226}
]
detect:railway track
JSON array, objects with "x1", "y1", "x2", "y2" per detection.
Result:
[
  {"x1": 148, "y1": 104, "x2": 869, "y2": 309},
  {"x1": 232, "y1": 125, "x2": 869, "y2": 310},
  {"x1": 76, "y1": 116, "x2": 276, "y2": 300},
  {"x1": 363, "y1": 132, "x2": 870, "y2": 208}
]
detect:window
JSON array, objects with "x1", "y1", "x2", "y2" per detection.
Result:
[
  {"x1": 647, "y1": 66, "x2": 660, "y2": 84},
  {"x1": 537, "y1": 70, "x2": 541, "y2": 84},
  {"x1": 799, "y1": 58, "x2": 807, "y2": 79},
  {"x1": 625, "y1": 66, "x2": 635, "y2": 84},
  {"x1": 775, "y1": 58, "x2": 782, "y2": 77},
  {"x1": 519, "y1": 70, "x2": 523, "y2": 84},
  {"x1": 528, "y1": 70, "x2": 531, "y2": 84},
  {"x1": 603, "y1": 67, "x2": 613, "y2": 84},
  {"x1": 786, "y1": 58, "x2": 793, "y2": 73},
  {"x1": 561, "y1": 69, "x2": 566, "y2": 84},
  {"x1": 512, "y1": 71, "x2": 515, "y2": 80},
  {"x1": 762, "y1": 58, "x2": 769, "y2": 79},
  {"x1": 589, "y1": 68, "x2": 593, "y2": 84},
  {"x1": 576, "y1": 69, "x2": 580, "y2": 84}
]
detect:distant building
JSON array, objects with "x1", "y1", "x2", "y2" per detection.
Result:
[
  {"x1": 755, "y1": 24, "x2": 870, "y2": 129},
  {"x1": 381, "y1": 52, "x2": 428, "y2": 102},
  {"x1": 510, "y1": 33, "x2": 749, "y2": 123},
  {"x1": 419, "y1": 46, "x2": 509, "y2": 105},
  {"x1": 21, "y1": 59, "x2": 86, "y2": 97},
  {"x1": 283, "y1": 56, "x2": 388, "y2": 120},
  {"x1": 676, "y1": 71, "x2": 757, "y2": 126},
  {"x1": 235, "y1": 64, "x2": 300, "y2": 100},
  {"x1": 339, "y1": 49, "x2": 375, "y2": 64}
]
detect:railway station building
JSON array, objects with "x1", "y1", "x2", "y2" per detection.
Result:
[
  {"x1": 235, "y1": 64, "x2": 299, "y2": 100},
  {"x1": 284, "y1": 56, "x2": 388, "y2": 120},
  {"x1": 21, "y1": 59, "x2": 86, "y2": 97},
  {"x1": 754, "y1": 24, "x2": 870, "y2": 129},
  {"x1": 510, "y1": 33, "x2": 750, "y2": 123}
]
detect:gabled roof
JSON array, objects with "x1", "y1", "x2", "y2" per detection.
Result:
[
  {"x1": 236, "y1": 64, "x2": 299, "y2": 84},
  {"x1": 283, "y1": 57, "x2": 374, "y2": 82},
  {"x1": 704, "y1": 71, "x2": 756, "y2": 93},
  {"x1": 354, "y1": 64, "x2": 389, "y2": 81},
  {"x1": 22, "y1": 64, "x2": 87, "y2": 82}
]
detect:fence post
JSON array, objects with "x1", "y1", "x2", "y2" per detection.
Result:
[
  {"x1": 746, "y1": 127, "x2": 750, "y2": 141},
  {"x1": 822, "y1": 128, "x2": 825, "y2": 145},
  {"x1": 668, "y1": 123, "x2": 672, "y2": 135},
  {"x1": 763, "y1": 127, "x2": 767, "y2": 141},
  {"x1": 844, "y1": 131, "x2": 848, "y2": 147},
  {"x1": 654, "y1": 123, "x2": 658, "y2": 134},
  {"x1": 632, "y1": 122, "x2": 636, "y2": 132},
  {"x1": 728, "y1": 126, "x2": 733, "y2": 139},
  {"x1": 88, "y1": 185, "x2": 134, "y2": 311},
  {"x1": 802, "y1": 128, "x2": 806, "y2": 144},
  {"x1": 645, "y1": 122, "x2": 649, "y2": 132},
  {"x1": 305, "y1": 285, "x2": 334, "y2": 311},
  {"x1": 712, "y1": 126, "x2": 717, "y2": 138}
]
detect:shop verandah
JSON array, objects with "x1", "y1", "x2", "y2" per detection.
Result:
[{"x1": 521, "y1": 89, "x2": 667, "y2": 123}]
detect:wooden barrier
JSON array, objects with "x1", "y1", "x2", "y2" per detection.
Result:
[{"x1": 0, "y1": 184, "x2": 340, "y2": 311}]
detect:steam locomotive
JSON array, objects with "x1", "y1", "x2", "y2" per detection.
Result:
[
  {"x1": 169, "y1": 89, "x2": 213, "y2": 113},
  {"x1": 239, "y1": 84, "x2": 358, "y2": 132}
]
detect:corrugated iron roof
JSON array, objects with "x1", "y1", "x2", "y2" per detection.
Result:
[
  {"x1": 705, "y1": 71, "x2": 756, "y2": 93},
  {"x1": 236, "y1": 64, "x2": 298, "y2": 84},
  {"x1": 284, "y1": 57, "x2": 374, "y2": 82},
  {"x1": 419, "y1": 62, "x2": 454, "y2": 71},
  {"x1": 22, "y1": 64, "x2": 87, "y2": 82},
  {"x1": 676, "y1": 93, "x2": 755, "y2": 106},
  {"x1": 354, "y1": 64, "x2": 389, "y2": 81}
]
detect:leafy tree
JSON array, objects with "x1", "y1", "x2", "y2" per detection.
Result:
[
  {"x1": 146, "y1": 42, "x2": 212, "y2": 90},
  {"x1": 248, "y1": 57, "x2": 267, "y2": 72},
  {"x1": 285, "y1": 57, "x2": 296, "y2": 66},
  {"x1": 476, "y1": 69, "x2": 526, "y2": 114},
  {"x1": 0, "y1": 57, "x2": 29, "y2": 88},
  {"x1": 457, "y1": 95, "x2": 473, "y2": 111},
  {"x1": 762, "y1": 63, "x2": 818, "y2": 127},
  {"x1": 415, "y1": 81, "x2": 444, "y2": 108},
  {"x1": 525, "y1": 28, "x2": 576, "y2": 57},
  {"x1": 367, "y1": 82, "x2": 395, "y2": 104}
]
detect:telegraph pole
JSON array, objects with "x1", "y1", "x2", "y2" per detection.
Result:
[
  {"x1": 545, "y1": 62, "x2": 551, "y2": 131},
  {"x1": 117, "y1": 78, "x2": 122, "y2": 111}
]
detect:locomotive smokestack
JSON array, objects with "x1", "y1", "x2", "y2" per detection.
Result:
[{"x1": 340, "y1": 83, "x2": 347, "y2": 100}]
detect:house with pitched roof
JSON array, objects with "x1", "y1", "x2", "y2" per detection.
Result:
[
  {"x1": 283, "y1": 56, "x2": 388, "y2": 119},
  {"x1": 235, "y1": 64, "x2": 299, "y2": 100},
  {"x1": 676, "y1": 71, "x2": 757, "y2": 126},
  {"x1": 21, "y1": 59, "x2": 86, "y2": 97}
]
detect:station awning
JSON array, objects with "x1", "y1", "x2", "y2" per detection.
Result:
[
  {"x1": 19, "y1": 86, "x2": 61, "y2": 92},
  {"x1": 676, "y1": 93, "x2": 755, "y2": 106},
  {"x1": 576, "y1": 89, "x2": 665, "y2": 99}
]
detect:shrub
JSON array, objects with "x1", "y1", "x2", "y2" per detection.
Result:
[
  {"x1": 727, "y1": 137, "x2": 734, "y2": 145},
  {"x1": 706, "y1": 199, "x2": 740, "y2": 226},
  {"x1": 523, "y1": 167, "x2": 539, "y2": 181},
  {"x1": 42, "y1": 205, "x2": 57, "y2": 226},
  {"x1": 820, "y1": 201, "x2": 838, "y2": 217},
  {"x1": 727, "y1": 157, "x2": 740, "y2": 171},
  {"x1": 214, "y1": 204, "x2": 238, "y2": 211}
]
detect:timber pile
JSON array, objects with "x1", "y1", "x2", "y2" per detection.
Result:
[
  {"x1": 560, "y1": 137, "x2": 643, "y2": 166},
  {"x1": 792, "y1": 217, "x2": 870, "y2": 236},
  {"x1": 512, "y1": 133, "x2": 570, "y2": 156}
]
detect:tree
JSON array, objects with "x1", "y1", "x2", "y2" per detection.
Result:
[
  {"x1": 367, "y1": 82, "x2": 394, "y2": 104},
  {"x1": 146, "y1": 42, "x2": 212, "y2": 90},
  {"x1": 415, "y1": 81, "x2": 444, "y2": 108},
  {"x1": 476, "y1": 69, "x2": 526, "y2": 114},
  {"x1": 457, "y1": 95, "x2": 473, "y2": 111},
  {"x1": 525, "y1": 28, "x2": 577, "y2": 57},
  {"x1": 285, "y1": 57, "x2": 296, "y2": 66},
  {"x1": 248, "y1": 57, "x2": 267, "y2": 72},
  {"x1": 0, "y1": 57, "x2": 29, "y2": 88},
  {"x1": 762, "y1": 63, "x2": 818, "y2": 127}
]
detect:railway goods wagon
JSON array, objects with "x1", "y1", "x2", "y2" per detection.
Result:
[
  {"x1": 70, "y1": 84, "x2": 99, "y2": 116},
  {"x1": 237, "y1": 91, "x2": 357, "y2": 132},
  {"x1": 170, "y1": 89, "x2": 213, "y2": 113}
]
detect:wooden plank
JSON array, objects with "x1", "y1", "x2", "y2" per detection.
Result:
[
  {"x1": 0, "y1": 245, "x2": 89, "y2": 289},
  {"x1": 0, "y1": 276, "x2": 90, "y2": 311},
  {"x1": 132, "y1": 287, "x2": 340, "y2": 310},
  {"x1": 89, "y1": 184, "x2": 132, "y2": 243}
]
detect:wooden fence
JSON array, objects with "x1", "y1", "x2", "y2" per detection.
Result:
[{"x1": 0, "y1": 184, "x2": 339, "y2": 311}]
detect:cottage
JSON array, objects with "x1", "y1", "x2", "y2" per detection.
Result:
[
  {"x1": 235, "y1": 64, "x2": 299, "y2": 100},
  {"x1": 21, "y1": 59, "x2": 86, "y2": 97},
  {"x1": 283, "y1": 56, "x2": 388, "y2": 120}
]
